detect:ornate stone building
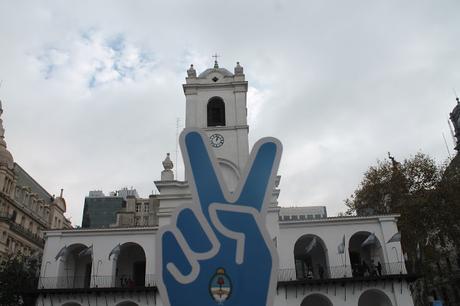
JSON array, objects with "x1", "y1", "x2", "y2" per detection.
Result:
[{"x1": 0, "y1": 100, "x2": 71, "y2": 259}]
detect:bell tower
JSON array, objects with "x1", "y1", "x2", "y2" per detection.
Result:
[{"x1": 183, "y1": 61, "x2": 249, "y2": 191}]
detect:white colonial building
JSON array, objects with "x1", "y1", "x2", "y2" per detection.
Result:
[{"x1": 36, "y1": 61, "x2": 415, "y2": 306}]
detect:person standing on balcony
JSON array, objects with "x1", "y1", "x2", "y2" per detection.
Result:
[
  {"x1": 377, "y1": 261, "x2": 382, "y2": 276},
  {"x1": 318, "y1": 264, "x2": 324, "y2": 279}
]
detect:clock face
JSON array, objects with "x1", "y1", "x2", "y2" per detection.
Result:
[{"x1": 209, "y1": 133, "x2": 224, "y2": 148}]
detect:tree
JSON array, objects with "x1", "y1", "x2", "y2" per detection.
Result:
[
  {"x1": 345, "y1": 152, "x2": 460, "y2": 305},
  {"x1": 345, "y1": 152, "x2": 442, "y2": 215},
  {"x1": 0, "y1": 252, "x2": 40, "y2": 306}
]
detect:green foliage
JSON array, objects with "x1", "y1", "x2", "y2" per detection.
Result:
[
  {"x1": 344, "y1": 151, "x2": 460, "y2": 256},
  {"x1": 0, "y1": 252, "x2": 40, "y2": 306}
]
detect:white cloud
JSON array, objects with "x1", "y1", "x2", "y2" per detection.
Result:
[
  {"x1": 34, "y1": 30, "x2": 157, "y2": 89},
  {"x1": 0, "y1": 0, "x2": 459, "y2": 225}
]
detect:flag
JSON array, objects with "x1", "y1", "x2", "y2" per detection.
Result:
[
  {"x1": 109, "y1": 244, "x2": 121, "y2": 260},
  {"x1": 78, "y1": 245, "x2": 93, "y2": 258},
  {"x1": 387, "y1": 232, "x2": 401, "y2": 243},
  {"x1": 55, "y1": 245, "x2": 68, "y2": 261},
  {"x1": 338, "y1": 234, "x2": 346, "y2": 254},
  {"x1": 361, "y1": 233, "x2": 376, "y2": 247},
  {"x1": 305, "y1": 237, "x2": 317, "y2": 254}
]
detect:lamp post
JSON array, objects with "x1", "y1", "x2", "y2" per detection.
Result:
[
  {"x1": 391, "y1": 246, "x2": 404, "y2": 274},
  {"x1": 95, "y1": 259, "x2": 103, "y2": 287},
  {"x1": 42, "y1": 261, "x2": 51, "y2": 289}
]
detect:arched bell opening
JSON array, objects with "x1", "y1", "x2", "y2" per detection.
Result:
[{"x1": 207, "y1": 97, "x2": 226, "y2": 127}]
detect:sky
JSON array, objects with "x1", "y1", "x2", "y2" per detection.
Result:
[{"x1": 1, "y1": 0, "x2": 459, "y2": 226}]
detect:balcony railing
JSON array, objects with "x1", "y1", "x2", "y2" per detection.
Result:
[
  {"x1": 38, "y1": 263, "x2": 408, "y2": 290},
  {"x1": 0, "y1": 213, "x2": 45, "y2": 247},
  {"x1": 278, "y1": 262, "x2": 407, "y2": 282},
  {"x1": 38, "y1": 274, "x2": 157, "y2": 290}
]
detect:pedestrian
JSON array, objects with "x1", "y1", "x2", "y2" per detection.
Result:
[{"x1": 377, "y1": 261, "x2": 382, "y2": 276}]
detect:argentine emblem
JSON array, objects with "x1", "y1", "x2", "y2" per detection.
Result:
[{"x1": 209, "y1": 268, "x2": 232, "y2": 304}]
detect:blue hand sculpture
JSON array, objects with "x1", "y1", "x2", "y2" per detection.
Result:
[{"x1": 157, "y1": 128, "x2": 282, "y2": 306}]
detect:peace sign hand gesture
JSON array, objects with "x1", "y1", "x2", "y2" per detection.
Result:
[{"x1": 157, "y1": 129, "x2": 282, "y2": 306}]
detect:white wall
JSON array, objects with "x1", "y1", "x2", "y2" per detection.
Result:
[
  {"x1": 36, "y1": 280, "x2": 413, "y2": 306},
  {"x1": 277, "y1": 215, "x2": 405, "y2": 274},
  {"x1": 41, "y1": 228, "x2": 157, "y2": 289}
]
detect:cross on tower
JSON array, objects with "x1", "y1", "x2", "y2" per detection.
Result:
[
  {"x1": 212, "y1": 53, "x2": 220, "y2": 68},
  {"x1": 212, "y1": 53, "x2": 220, "y2": 62}
]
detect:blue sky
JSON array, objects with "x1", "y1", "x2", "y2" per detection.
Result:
[{"x1": 0, "y1": 0, "x2": 459, "y2": 225}]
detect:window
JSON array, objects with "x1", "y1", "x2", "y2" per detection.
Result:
[
  {"x1": 207, "y1": 97, "x2": 226, "y2": 127},
  {"x1": 143, "y1": 216, "x2": 149, "y2": 225},
  {"x1": 315, "y1": 214, "x2": 321, "y2": 219},
  {"x1": 136, "y1": 203, "x2": 141, "y2": 212},
  {"x1": 144, "y1": 203, "x2": 149, "y2": 212},
  {"x1": 134, "y1": 216, "x2": 140, "y2": 226}
]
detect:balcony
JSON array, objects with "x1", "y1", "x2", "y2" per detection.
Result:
[
  {"x1": 0, "y1": 213, "x2": 45, "y2": 247},
  {"x1": 37, "y1": 274, "x2": 157, "y2": 292},
  {"x1": 278, "y1": 262, "x2": 413, "y2": 285},
  {"x1": 37, "y1": 263, "x2": 414, "y2": 293}
]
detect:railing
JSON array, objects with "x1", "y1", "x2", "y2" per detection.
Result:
[
  {"x1": 38, "y1": 274, "x2": 157, "y2": 290},
  {"x1": 0, "y1": 213, "x2": 45, "y2": 247},
  {"x1": 278, "y1": 262, "x2": 407, "y2": 282},
  {"x1": 38, "y1": 263, "x2": 408, "y2": 290},
  {"x1": 9, "y1": 222, "x2": 45, "y2": 247}
]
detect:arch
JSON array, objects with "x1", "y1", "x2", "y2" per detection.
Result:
[
  {"x1": 57, "y1": 243, "x2": 92, "y2": 289},
  {"x1": 358, "y1": 289, "x2": 393, "y2": 306},
  {"x1": 207, "y1": 97, "x2": 226, "y2": 127},
  {"x1": 61, "y1": 303, "x2": 82, "y2": 306},
  {"x1": 301, "y1": 293, "x2": 333, "y2": 306},
  {"x1": 217, "y1": 158, "x2": 240, "y2": 192},
  {"x1": 348, "y1": 231, "x2": 384, "y2": 277},
  {"x1": 294, "y1": 234, "x2": 329, "y2": 280},
  {"x1": 115, "y1": 242, "x2": 146, "y2": 287},
  {"x1": 116, "y1": 301, "x2": 139, "y2": 306}
]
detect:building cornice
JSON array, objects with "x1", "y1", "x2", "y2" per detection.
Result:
[
  {"x1": 44, "y1": 226, "x2": 158, "y2": 237},
  {"x1": 279, "y1": 214, "x2": 400, "y2": 228}
]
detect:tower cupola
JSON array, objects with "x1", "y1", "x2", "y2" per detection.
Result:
[{"x1": 182, "y1": 60, "x2": 249, "y2": 191}]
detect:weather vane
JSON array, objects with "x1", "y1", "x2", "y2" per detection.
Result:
[{"x1": 212, "y1": 53, "x2": 220, "y2": 62}]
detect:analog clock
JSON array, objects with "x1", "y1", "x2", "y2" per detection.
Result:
[{"x1": 209, "y1": 133, "x2": 224, "y2": 148}]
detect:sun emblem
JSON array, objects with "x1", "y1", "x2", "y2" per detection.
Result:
[{"x1": 209, "y1": 268, "x2": 232, "y2": 304}]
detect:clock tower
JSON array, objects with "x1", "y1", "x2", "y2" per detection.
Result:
[{"x1": 183, "y1": 61, "x2": 249, "y2": 191}]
